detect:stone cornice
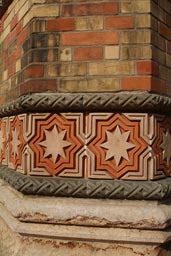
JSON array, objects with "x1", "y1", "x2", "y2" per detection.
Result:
[
  {"x1": 1, "y1": 164, "x2": 171, "y2": 200},
  {"x1": 0, "y1": 91, "x2": 171, "y2": 117}
]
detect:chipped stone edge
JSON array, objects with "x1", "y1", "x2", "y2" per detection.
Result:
[
  {"x1": 1, "y1": 178, "x2": 171, "y2": 242},
  {"x1": 0, "y1": 91, "x2": 171, "y2": 117}
]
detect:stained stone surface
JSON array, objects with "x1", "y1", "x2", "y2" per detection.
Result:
[{"x1": 0, "y1": 179, "x2": 171, "y2": 255}]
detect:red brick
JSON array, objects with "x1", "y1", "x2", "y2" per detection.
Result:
[
  {"x1": 6, "y1": 22, "x2": 23, "y2": 46},
  {"x1": 105, "y1": 16, "x2": 134, "y2": 29},
  {"x1": 10, "y1": 15, "x2": 18, "y2": 31},
  {"x1": 48, "y1": 18, "x2": 75, "y2": 31},
  {"x1": 74, "y1": 47, "x2": 103, "y2": 61},
  {"x1": 20, "y1": 79, "x2": 57, "y2": 95},
  {"x1": 151, "y1": 77, "x2": 165, "y2": 94},
  {"x1": 136, "y1": 61, "x2": 159, "y2": 76},
  {"x1": 61, "y1": 32, "x2": 118, "y2": 46},
  {"x1": 62, "y1": 2, "x2": 118, "y2": 16},
  {"x1": 159, "y1": 23, "x2": 171, "y2": 40},
  {"x1": 7, "y1": 64, "x2": 16, "y2": 78},
  {"x1": 167, "y1": 41, "x2": 171, "y2": 54},
  {"x1": 17, "y1": 28, "x2": 28, "y2": 46},
  {"x1": 122, "y1": 76, "x2": 151, "y2": 91},
  {"x1": 166, "y1": 14, "x2": 171, "y2": 28},
  {"x1": 24, "y1": 65, "x2": 44, "y2": 79}
]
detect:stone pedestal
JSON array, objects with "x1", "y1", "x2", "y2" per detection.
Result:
[{"x1": 0, "y1": 179, "x2": 171, "y2": 256}]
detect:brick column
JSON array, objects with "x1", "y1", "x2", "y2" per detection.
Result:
[{"x1": 0, "y1": 0, "x2": 171, "y2": 255}]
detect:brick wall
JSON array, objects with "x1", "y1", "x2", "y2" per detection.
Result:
[{"x1": 0, "y1": 0, "x2": 171, "y2": 103}]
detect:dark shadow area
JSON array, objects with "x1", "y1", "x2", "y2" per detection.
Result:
[{"x1": 0, "y1": 0, "x2": 13, "y2": 18}]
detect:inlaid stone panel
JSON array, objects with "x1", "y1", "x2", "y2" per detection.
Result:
[{"x1": 0, "y1": 112, "x2": 171, "y2": 180}]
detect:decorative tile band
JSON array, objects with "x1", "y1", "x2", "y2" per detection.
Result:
[
  {"x1": 0, "y1": 165, "x2": 171, "y2": 200},
  {"x1": 0, "y1": 112, "x2": 171, "y2": 180},
  {"x1": 1, "y1": 92, "x2": 171, "y2": 117}
]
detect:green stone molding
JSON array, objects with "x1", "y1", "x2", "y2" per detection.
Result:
[
  {"x1": 0, "y1": 164, "x2": 171, "y2": 200},
  {"x1": 1, "y1": 91, "x2": 171, "y2": 117}
]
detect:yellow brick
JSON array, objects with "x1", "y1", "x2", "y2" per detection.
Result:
[
  {"x1": 121, "y1": 30, "x2": 151, "y2": 44},
  {"x1": 18, "y1": 1, "x2": 29, "y2": 21},
  {"x1": 15, "y1": 0, "x2": 28, "y2": 15},
  {"x1": 136, "y1": 14, "x2": 151, "y2": 28},
  {"x1": 60, "y1": 63, "x2": 87, "y2": 76},
  {"x1": 89, "y1": 61, "x2": 134, "y2": 75},
  {"x1": 16, "y1": 60, "x2": 21, "y2": 73},
  {"x1": 2, "y1": 70, "x2": 7, "y2": 81},
  {"x1": 60, "y1": 48, "x2": 72, "y2": 62},
  {"x1": 32, "y1": 4, "x2": 59, "y2": 17},
  {"x1": 3, "y1": 7, "x2": 15, "y2": 29},
  {"x1": 75, "y1": 17, "x2": 103, "y2": 31},
  {"x1": 105, "y1": 46, "x2": 119, "y2": 60},
  {"x1": 0, "y1": 80, "x2": 11, "y2": 94},
  {"x1": 59, "y1": 78, "x2": 121, "y2": 92},
  {"x1": 121, "y1": 0, "x2": 151, "y2": 13},
  {"x1": 121, "y1": 45, "x2": 152, "y2": 60},
  {"x1": 0, "y1": 25, "x2": 10, "y2": 42}
]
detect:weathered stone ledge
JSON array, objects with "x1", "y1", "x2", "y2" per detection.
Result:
[
  {"x1": 0, "y1": 91, "x2": 171, "y2": 117},
  {"x1": 1, "y1": 178, "x2": 171, "y2": 230}
]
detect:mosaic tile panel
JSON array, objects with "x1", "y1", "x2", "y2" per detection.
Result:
[{"x1": 0, "y1": 113, "x2": 171, "y2": 180}]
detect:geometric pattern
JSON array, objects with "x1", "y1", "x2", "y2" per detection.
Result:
[{"x1": 1, "y1": 112, "x2": 171, "y2": 180}]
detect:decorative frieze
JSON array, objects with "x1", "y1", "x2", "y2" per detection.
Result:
[{"x1": 0, "y1": 110, "x2": 171, "y2": 181}]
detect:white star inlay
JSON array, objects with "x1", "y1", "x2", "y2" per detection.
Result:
[
  {"x1": 11, "y1": 128, "x2": 20, "y2": 157},
  {"x1": 160, "y1": 128, "x2": 171, "y2": 165},
  {"x1": 39, "y1": 125, "x2": 71, "y2": 164},
  {"x1": 101, "y1": 126, "x2": 135, "y2": 166}
]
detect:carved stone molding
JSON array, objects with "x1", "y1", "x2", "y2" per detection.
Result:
[
  {"x1": 0, "y1": 165, "x2": 171, "y2": 200},
  {"x1": 1, "y1": 91, "x2": 171, "y2": 117}
]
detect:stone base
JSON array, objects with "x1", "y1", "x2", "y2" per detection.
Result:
[{"x1": 1, "y1": 179, "x2": 171, "y2": 256}]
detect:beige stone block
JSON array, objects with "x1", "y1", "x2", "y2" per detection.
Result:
[
  {"x1": 0, "y1": 25, "x2": 10, "y2": 42},
  {"x1": 2, "y1": 70, "x2": 7, "y2": 81},
  {"x1": 121, "y1": 45, "x2": 152, "y2": 60},
  {"x1": 121, "y1": 0, "x2": 151, "y2": 13},
  {"x1": 105, "y1": 46, "x2": 119, "y2": 60},
  {"x1": 46, "y1": 64, "x2": 59, "y2": 77},
  {"x1": 18, "y1": 1, "x2": 29, "y2": 21},
  {"x1": 3, "y1": 7, "x2": 15, "y2": 29},
  {"x1": 60, "y1": 48, "x2": 72, "y2": 62},
  {"x1": 0, "y1": 80, "x2": 11, "y2": 94},
  {"x1": 75, "y1": 17, "x2": 103, "y2": 31},
  {"x1": 16, "y1": 60, "x2": 21, "y2": 73},
  {"x1": 32, "y1": 4, "x2": 59, "y2": 17},
  {"x1": 60, "y1": 63, "x2": 87, "y2": 76},
  {"x1": 14, "y1": 0, "x2": 28, "y2": 15},
  {"x1": 121, "y1": 30, "x2": 151, "y2": 44},
  {"x1": 89, "y1": 61, "x2": 134, "y2": 75},
  {"x1": 136, "y1": 14, "x2": 151, "y2": 28},
  {"x1": 59, "y1": 78, "x2": 121, "y2": 92}
]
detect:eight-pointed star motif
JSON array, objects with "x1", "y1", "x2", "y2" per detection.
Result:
[
  {"x1": 101, "y1": 126, "x2": 135, "y2": 167},
  {"x1": 160, "y1": 128, "x2": 171, "y2": 165},
  {"x1": 39, "y1": 125, "x2": 71, "y2": 164},
  {"x1": 11, "y1": 128, "x2": 20, "y2": 157}
]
